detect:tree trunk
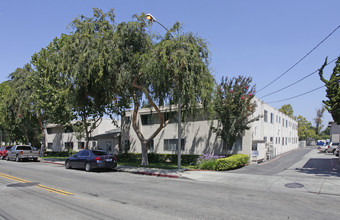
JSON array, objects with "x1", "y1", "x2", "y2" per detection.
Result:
[
  {"x1": 141, "y1": 141, "x2": 149, "y2": 166},
  {"x1": 38, "y1": 116, "x2": 45, "y2": 157}
]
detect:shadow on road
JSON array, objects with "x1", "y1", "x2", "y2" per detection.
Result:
[{"x1": 295, "y1": 158, "x2": 340, "y2": 177}]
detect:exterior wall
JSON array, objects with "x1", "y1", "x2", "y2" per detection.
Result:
[
  {"x1": 121, "y1": 97, "x2": 299, "y2": 162},
  {"x1": 330, "y1": 122, "x2": 340, "y2": 143},
  {"x1": 45, "y1": 119, "x2": 118, "y2": 152}
]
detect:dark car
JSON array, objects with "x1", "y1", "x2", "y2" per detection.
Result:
[
  {"x1": 65, "y1": 150, "x2": 117, "y2": 172},
  {"x1": 0, "y1": 146, "x2": 12, "y2": 160}
]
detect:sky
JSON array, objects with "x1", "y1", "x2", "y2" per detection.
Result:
[{"x1": 0, "y1": 0, "x2": 339, "y2": 129}]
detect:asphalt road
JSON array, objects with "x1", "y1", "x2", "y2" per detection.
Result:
[{"x1": 0, "y1": 147, "x2": 339, "y2": 220}]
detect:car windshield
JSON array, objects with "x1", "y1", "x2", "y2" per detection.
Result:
[{"x1": 92, "y1": 151, "x2": 109, "y2": 156}]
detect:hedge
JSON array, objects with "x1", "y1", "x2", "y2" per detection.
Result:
[
  {"x1": 118, "y1": 153, "x2": 200, "y2": 165},
  {"x1": 216, "y1": 154, "x2": 249, "y2": 171}
]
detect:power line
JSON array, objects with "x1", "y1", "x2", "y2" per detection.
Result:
[
  {"x1": 266, "y1": 85, "x2": 325, "y2": 104},
  {"x1": 257, "y1": 24, "x2": 340, "y2": 93},
  {"x1": 260, "y1": 57, "x2": 338, "y2": 99}
]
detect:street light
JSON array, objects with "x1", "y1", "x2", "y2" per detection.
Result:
[{"x1": 145, "y1": 13, "x2": 182, "y2": 169}]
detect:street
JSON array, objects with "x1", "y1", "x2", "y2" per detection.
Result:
[{"x1": 0, "y1": 147, "x2": 340, "y2": 220}]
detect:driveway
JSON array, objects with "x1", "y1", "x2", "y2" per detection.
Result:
[{"x1": 181, "y1": 146, "x2": 340, "y2": 196}]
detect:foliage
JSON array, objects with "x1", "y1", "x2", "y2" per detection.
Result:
[
  {"x1": 319, "y1": 57, "x2": 340, "y2": 124},
  {"x1": 216, "y1": 154, "x2": 249, "y2": 171},
  {"x1": 279, "y1": 104, "x2": 295, "y2": 118},
  {"x1": 296, "y1": 115, "x2": 317, "y2": 140},
  {"x1": 195, "y1": 154, "x2": 225, "y2": 170},
  {"x1": 118, "y1": 153, "x2": 200, "y2": 165},
  {"x1": 314, "y1": 106, "x2": 325, "y2": 135},
  {"x1": 117, "y1": 15, "x2": 214, "y2": 166},
  {"x1": 318, "y1": 127, "x2": 330, "y2": 140},
  {"x1": 212, "y1": 76, "x2": 258, "y2": 149}
]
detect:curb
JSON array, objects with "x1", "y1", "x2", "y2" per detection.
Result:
[{"x1": 131, "y1": 171, "x2": 179, "y2": 178}]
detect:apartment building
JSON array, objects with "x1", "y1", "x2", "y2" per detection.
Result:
[
  {"x1": 121, "y1": 97, "x2": 299, "y2": 163},
  {"x1": 45, "y1": 119, "x2": 120, "y2": 154}
]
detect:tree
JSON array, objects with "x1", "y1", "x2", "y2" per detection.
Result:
[
  {"x1": 318, "y1": 126, "x2": 330, "y2": 140},
  {"x1": 58, "y1": 9, "x2": 124, "y2": 149},
  {"x1": 279, "y1": 104, "x2": 294, "y2": 118},
  {"x1": 314, "y1": 106, "x2": 325, "y2": 135},
  {"x1": 212, "y1": 76, "x2": 258, "y2": 150},
  {"x1": 114, "y1": 15, "x2": 214, "y2": 165},
  {"x1": 319, "y1": 56, "x2": 340, "y2": 124},
  {"x1": 296, "y1": 115, "x2": 316, "y2": 140},
  {"x1": 31, "y1": 36, "x2": 74, "y2": 154}
]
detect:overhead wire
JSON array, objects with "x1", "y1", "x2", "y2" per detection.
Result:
[
  {"x1": 260, "y1": 57, "x2": 339, "y2": 99},
  {"x1": 266, "y1": 85, "x2": 325, "y2": 104},
  {"x1": 256, "y1": 24, "x2": 340, "y2": 93}
]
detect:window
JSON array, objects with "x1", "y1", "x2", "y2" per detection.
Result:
[
  {"x1": 92, "y1": 141, "x2": 97, "y2": 149},
  {"x1": 47, "y1": 143, "x2": 53, "y2": 149},
  {"x1": 125, "y1": 116, "x2": 131, "y2": 124},
  {"x1": 264, "y1": 136, "x2": 267, "y2": 143},
  {"x1": 276, "y1": 115, "x2": 278, "y2": 123},
  {"x1": 147, "y1": 140, "x2": 154, "y2": 152},
  {"x1": 80, "y1": 151, "x2": 90, "y2": 157},
  {"x1": 286, "y1": 120, "x2": 288, "y2": 128},
  {"x1": 124, "y1": 140, "x2": 130, "y2": 152},
  {"x1": 282, "y1": 118, "x2": 285, "y2": 127},
  {"x1": 228, "y1": 137, "x2": 242, "y2": 151},
  {"x1": 78, "y1": 142, "x2": 85, "y2": 150},
  {"x1": 47, "y1": 128, "x2": 54, "y2": 134},
  {"x1": 141, "y1": 114, "x2": 153, "y2": 125},
  {"x1": 164, "y1": 139, "x2": 185, "y2": 151},
  {"x1": 106, "y1": 141, "x2": 112, "y2": 152},
  {"x1": 282, "y1": 137, "x2": 284, "y2": 145},
  {"x1": 279, "y1": 116, "x2": 281, "y2": 124},
  {"x1": 285, "y1": 137, "x2": 288, "y2": 145},
  {"x1": 264, "y1": 110, "x2": 268, "y2": 122},
  {"x1": 270, "y1": 113, "x2": 274, "y2": 124},
  {"x1": 64, "y1": 126, "x2": 73, "y2": 133},
  {"x1": 65, "y1": 142, "x2": 73, "y2": 150},
  {"x1": 270, "y1": 137, "x2": 273, "y2": 143},
  {"x1": 164, "y1": 112, "x2": 177, "y2": 123},
  {"x1": 275, "y1": 137, "x2": 278, "y2": 144}
]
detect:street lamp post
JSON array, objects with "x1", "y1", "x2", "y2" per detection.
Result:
[{"x1": 146, "y1": 13, "x2": 182, "y2": 169}]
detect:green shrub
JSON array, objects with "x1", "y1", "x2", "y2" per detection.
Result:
[
  {"x1": 198, "y1": 159, "x2": 218, "y2": 170},
  {"x1": 44, "y1": 151, "x2": 70, "y2": 157},
  {"x1": 117, "y1": 153, "x2": 199, "y2": 165},
  {"x1": 216, "y1": 154, "x2": 249, "y2": 171}
]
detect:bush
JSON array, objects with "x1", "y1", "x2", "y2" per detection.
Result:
[
  {"x1": 117, "y1": 153, "x2": 200, "y2": 165},
  {"x1": 216, "y1": 154, "x2": 249, "y2": 171},
  {"x1": 198, "y1": 159, "x2": 218, "y2": 170},
  {"x1": 44, "y1": 151, "x2": 70, "y2": 157}
]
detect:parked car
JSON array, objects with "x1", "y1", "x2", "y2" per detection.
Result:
[
  {"x1": 326, "y1": 142, "x2": 339, "y2": 154},
  {"x1": 65, "y1": 150, "x2": 117, "y2": 172},
  {"x1": 334, "y1": 147, "x2": 339, "y2": 157},
  {"x1": 6, "y1": 145, "x2": 40, "y2": 162},
  {"x1": 0, "y1": 146, "x2": 12, "y2": 160},
  {"x1": 318, "y1": 144, "x2": 328, "y2": 153}
]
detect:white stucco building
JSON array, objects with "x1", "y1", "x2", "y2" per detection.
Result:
[
  {"x1": 121, "y1": 98, "x2": 299, "y2": 163},
  {"x1": 45, "y1": 119, "x2": 120, "y2": 154}
]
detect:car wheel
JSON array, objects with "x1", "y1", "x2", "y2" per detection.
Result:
[
  {"x1": 16, "y1": 156, "x2": 21, "y2": 162},
  {"x1": 6, "y1": 155, "x2": 9, "y2": 161},
  {"x1": 65, "y1": 160, "x2": 71, "y2": 169},
  {"x1": 85, "y1": 162, "x2": 92, "y2": 172}
]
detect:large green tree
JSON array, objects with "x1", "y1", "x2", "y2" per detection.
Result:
[
  {"x1": 31, "y1": 36, "x2": 74, "y2": 154},
  {"x1": 115, "y1": 15, "x2": 214, "y2": 165},
  {"x1": 56, "y1": 9, "x2": 124, "y2": 149},
  {"x1": 212, "y1": 76, "x2": 258, "y2": 150},
  {"x1": 319, "y1": 56, "x2": 340, "y2": 124},
  {"x1": 279, "y1": 104, "x2": 294, "y2": 118},
  {"x1": 296, "y1": 115, "x2": 316, "y2": 140}
]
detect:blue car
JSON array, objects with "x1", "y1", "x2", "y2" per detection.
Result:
[{"x1": 65, "y1": 150, "x2": 117, "y2": 172}]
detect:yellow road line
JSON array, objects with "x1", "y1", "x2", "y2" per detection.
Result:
[
  {"x1": 37, "y1": 184, "x2": 74, "y2": 196},
  {"x1": 0, "y1": 173, "x2": 74, "y2": 196}
]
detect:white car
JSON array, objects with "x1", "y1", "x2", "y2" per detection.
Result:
[{"x1": 318, "y1": 144, "x2": 328, "y2": 153}]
